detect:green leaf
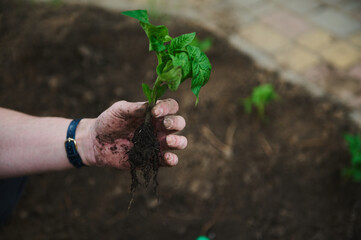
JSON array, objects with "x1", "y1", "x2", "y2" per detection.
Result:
[
  {"x1": 187, "y1": 45, "x2": 201, "y2": 61},
  {"x1": 122, "y1": 10, "x2": 212, "y2": 106},
  {"x1": 345, "y1": 134, "x2": 361, "y2": 153},
  {"x1": 159, "y1": 67, "x2": 182, "y2": 91},
  {"x1": 191, "y1": 37, "x2": 213, "y2": 52},
  {"x1": 252, "y1": 84, "x2": 278, "y2": 106},
  {"x1": 162, "y1": 60, "x2": 173, "y2": 72},
  {"x1": 122, "y1": 10, "x2": 169, "y2": 52},
  {"x1": 156, "y1": 54, "x2": 172, "y2": 76},
  {"x1": 121, "y1": 10, "x2": 150, "y2": 24},
  {"x1": 156, "y1": 62, "x2": 166, "y2": 76},
  {"x1": 353, "y1": 169, "x2": 361, "y2": 182},
  {"x1": 169, "y1": 32, "x2": 196, "y2": 54},
  {"x1": 344, "y1": 134, "x2": 361, "y2": 167},
  {"x1": 342, "y1": 134, "x2": 361, "y2": 182},
  {"x1": 352, "y1": 156, "x2": 361, "y2": 166},
  {"x1": 161, "y1": 54, "x2": 172, "y2": 64},
  {"x1": 149, "y1": 36, "x2": 166, "y2": 52},
  {"x1": 171, "y1": 52, "x2": 191, "y2": 80},
  {"x1": 142, "y1": 83, "x2": 152, "y2": 103},
  {"x1": 140, "y1": 23, "x2": 169, "y2": 52},
  {"x1": 156, "y1": 84, "x2": 168, "y2": 100},
  {"x1": 187, "y1": 45, "x2": 211, "y2": 102},
  {"x1": 164, "y1": 35, "x2": 173, "y2": 42},
  {"x1": 243, "y1": 84, "x2": 278, "y2": 120}
]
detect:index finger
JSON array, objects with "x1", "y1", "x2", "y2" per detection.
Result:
[{"x1": 151, "y1": 99, "x2": 179, "y2": 118}]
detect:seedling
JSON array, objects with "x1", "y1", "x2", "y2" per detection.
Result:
[
  {"x1": 242, "y1": 83, "x2": 278, "y2": 121},
  {"x1": 343, "y1": 134, "x2": 361, "y2": 182},
  {"x1": 122, "y1": 10, "x2": 211, "y2": 194},
  {"x1": 191, "y1": 37, "x2": 213, "y2": 52}
]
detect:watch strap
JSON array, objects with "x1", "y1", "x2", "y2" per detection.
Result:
[{"x1": 65, "y1": 119, "x2": 85, "y2": 168}]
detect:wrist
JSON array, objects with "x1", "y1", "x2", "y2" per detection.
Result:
[{"x1": 75, "y1": 118, "x2": 96, "y2": 166}]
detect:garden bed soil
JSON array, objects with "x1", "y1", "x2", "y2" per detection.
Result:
[{"x1": 1, "y1": 2, "x2": 360, "y2": 239}]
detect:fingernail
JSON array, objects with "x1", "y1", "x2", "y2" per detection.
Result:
[
  {"x1": 166, "y1": 153, "x2": 173, "y2": 162},
  {"x1": 154, "y1": 107, "x2": 163, "y2": 117},
  {"x1": 164, "y1": 118, "x2": 173, "y2": 129},
  {"x1": 167, "y1": 135, "x2": 175, "y2": 146}
]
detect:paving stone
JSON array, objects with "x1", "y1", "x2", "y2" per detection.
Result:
[
  {"x1": 261, "y1": 10, "x2": 311, "y2": 39},
  {"x1": 310, "y1": 8, "x2": 361, "y2": 37},
  {"x1": 229, "y1": 34, "x2": 278, "y2": 71},
  {"x1": 240, "y1": 22, "x2": 290, "y2": 53},
  {"x1": 340, "y1": 0, "x2": 361, "y2": 13},
  {"x1": 350, "y1": 111, "x2": 361, "y2": 128},
  {"x1": 276, "y1": 45, "x2": 320, "y2": 72},
  {"x1": 349, "y1": 31, "x2": 361, "y2": 47},
  {"x1": 283, "y1": 0, "x2": 321, "y2": 14},
  {"x1": 271, "y1": 0, "x2": 293, "y2": 4},
  {"x1": 234, "y1": 9, "x2": 256, "y2": 25},
  {"x1": 304, "y1": 64, "x2": 330, "y2": 86},
  {"x1": 349, "y1": 63, "x2": 361, "y2": 82},
  {"x1": 227, "y1": 0, "x2": 264, "y2": 8},
  {"x1": 320, "y1": 0, "x2": 343, "y2": 4},
  {"x1": 348, "y1": 97, "x2": 361, "y2": 109},
  {"x1": 336, "y1": 89, "x2": 357, "y2": 103},
  {"x1": 246, "y1": 1, "x2": 276, "y2": 18},
  {"x1": 355, "y1": 11, "x2": 361, "y2": 21},
  {"x1": 321, "y1": 41, "x2": 360, "y2": 69},
  {"x1": 297, "y1": 29, "x2": 333, "y2": 51},
  {"x1": 280, "y1": 69, "x2": 325, "y2": 97}
]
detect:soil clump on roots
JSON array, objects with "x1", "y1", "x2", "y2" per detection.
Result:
[{"x1": 128, "y1": 115, "x2": 162, "y2": 195}]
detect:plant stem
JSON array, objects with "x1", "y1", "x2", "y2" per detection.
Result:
[
  {"x1": 145, "y1": 76, "x2": 161, "y2": 124},
  {"x1": 257, "y1": 104, "x2": 265, "y2": 122},
  {"x1": 150, "y1": 76, "x2": 162, "y2": 104},
  {"x1": 145, "y1": 51, "x2": 163, "y2": 124},
  {"x1": 145, "y1": 103, "x2": 154, "y2": 124}
]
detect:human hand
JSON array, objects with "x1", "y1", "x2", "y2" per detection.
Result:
[{"x1": 76, "y1": 99, "x2": 187, "y2": 169}]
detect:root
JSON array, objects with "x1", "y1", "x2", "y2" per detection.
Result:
[{"x1": 127, "y1": 106, "x2": 162, "y2": 204}]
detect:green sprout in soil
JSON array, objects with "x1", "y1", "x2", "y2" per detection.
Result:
[
  {"x1": 190, "y1": 37, "x2": 213, "y2": 52},
  {"x1": 242, "y1": 83, "x2": 278, "y2": 122},
  {"x1": 121, "y1": 10, "x2": 212, "y2": 194},
  {"x1": 343, "y1": 134, "x2": 361, "y2": 182}
]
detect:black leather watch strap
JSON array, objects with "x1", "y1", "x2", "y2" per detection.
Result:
[{"x1": 65, "y1": 119, "x2": 85, "y2": 168}]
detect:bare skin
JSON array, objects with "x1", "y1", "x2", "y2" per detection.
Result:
[{"x1": 0, "y1": 99, "x2": 187, "y2": 178}]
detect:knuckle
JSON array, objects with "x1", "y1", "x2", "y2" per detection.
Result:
[
  {"x1": 168, "y1": 115, "x2": 185, "y2": 130},
  {"x1": 112, "y1": 100, "x2": 128, "y2": 110}
]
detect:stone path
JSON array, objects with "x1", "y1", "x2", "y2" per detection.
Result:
[{"x1": 53, "y1": 0, "x2": 361, "y2": 126}]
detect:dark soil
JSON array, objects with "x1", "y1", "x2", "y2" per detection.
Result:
[
  {"x1": 1, "y1": 2, "x2": 361, "y2": 240},
  {"x1": 128, "y1": 120, "x2": 161, "y2": 195}
]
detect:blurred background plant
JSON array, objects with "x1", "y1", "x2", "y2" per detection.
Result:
[
  {"x1": 242, "y1": 83, "x2": 279, "y2": 122},
  {"x1": 190, "y1": 37, "x2": 213, "y2": 53},
  {"x1": 343, "y1": 134, "x2": 361, "y2": 182}
]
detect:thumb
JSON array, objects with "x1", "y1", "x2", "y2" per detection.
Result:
[{"x1": 109, "y1": 101, "x2": 148, "y2": 119}]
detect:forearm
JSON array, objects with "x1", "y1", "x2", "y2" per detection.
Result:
[
  {"x1": 0, "y1": 99, "x2": 186, "y2": 177},
  {"x1": 0, "y1": 108, "x2": 93, "y2": 178}
]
